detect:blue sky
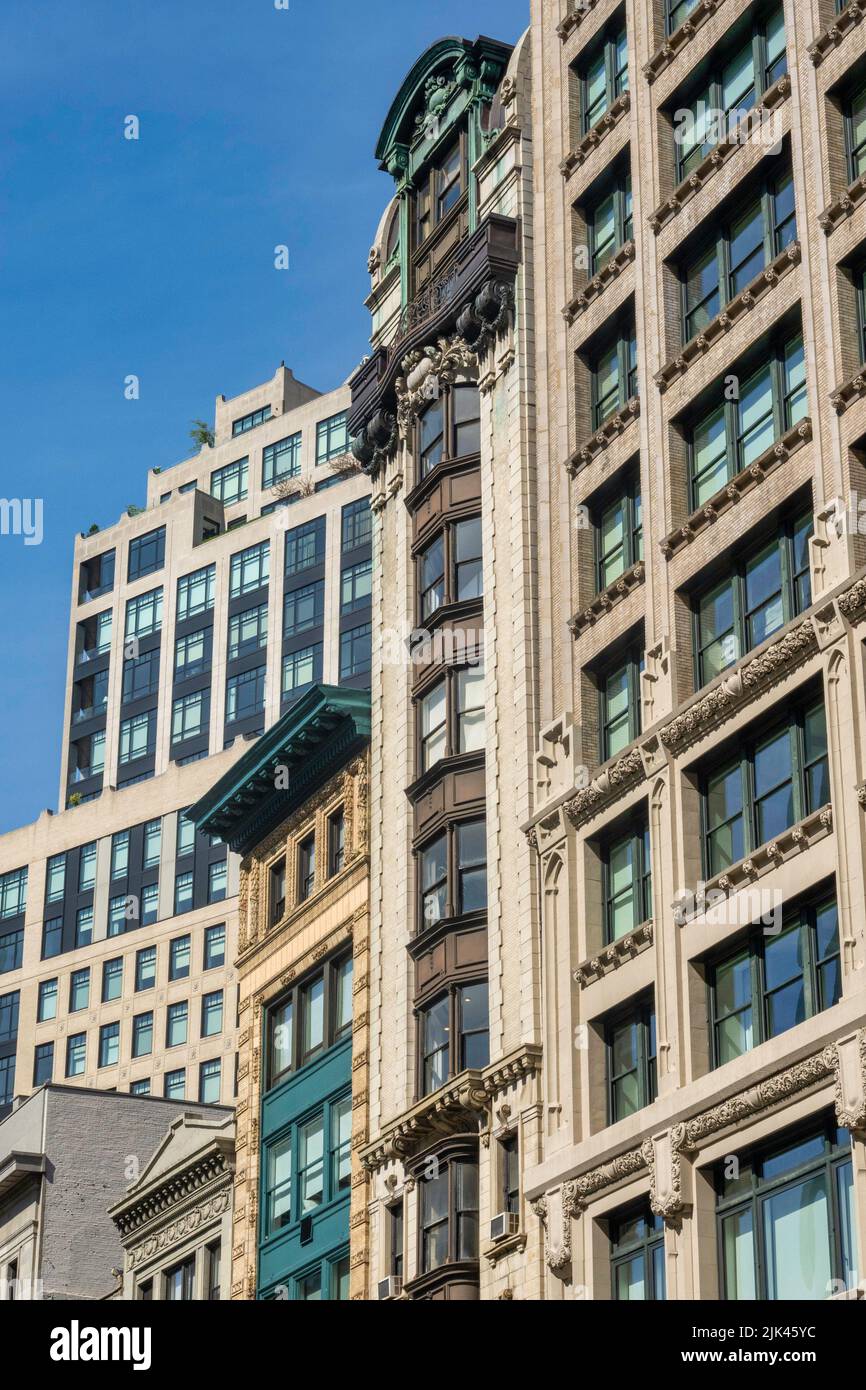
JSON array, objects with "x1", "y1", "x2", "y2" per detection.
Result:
[{"x1": 0, "y1": 0, "x2": 528, "y2": 834}]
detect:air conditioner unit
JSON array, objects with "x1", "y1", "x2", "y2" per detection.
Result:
[
  {"x1": 490, "y1": 1212, "x2": 520, "y2": 1241},
  {"x1": 378, "y1": 1275, "x2": 403, "y2": 1300}
]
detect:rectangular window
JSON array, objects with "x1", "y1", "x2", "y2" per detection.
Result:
[
  {"x1": 315, "y1": 411, "x2": 348, "y2": 464},
  {"x1": 335, "y1": 956, "x2": 353, "y2": 1038},
  {"x1": 341, "y1": 498, "x2": 372, "y2": 552},
  {"x1": 171, "y1": 689, "x2": 210, "y2": 745},
  {"x1": 199, "y1": 1058, "x2": 221, "y2": 1104},
  {"x1": 174, "y1": 629, "x2": 211, "y2": 681},
  {"x1": 702, "y1": 696, "x2": 828, "y2": 876},
  {"x1": 610, "y1": 1203, "x2": 666, "y2": 1300},
  {"x1": 66, "y1": 1032, "x2": 86, "y2": 1078},
  {"x1": 174, "y1": 870, "x2": 194, "y2": 915},
  {"x1": 201, "y1": 990, "x2": 223, "y2": 1038},
  {"x1": 298, "y1": 833, "x2": 316, "y2": 902},
  {"x1": 301, "y1": 973, "x2": 324, "y2": 1060},
  {"x1": 132, "y1": 1012, "x2": 153, "y2": 1058},
  {"x1": 176, "y1": 811, "x2": 195, "y2": 858},
  {"x1": 130, "y1": 1079, "x2": 150, "y2": 1097},
  {"x1": 170, "y1": 935, "x2": 191, "y2": 981},
  {"x1": 102, "y1": 957, "x2": 123, "y2": 1003},
  {"x1": 845, "y1": 80, "x2": 866, "y2": 184},
  {"x1": 717, "y1": 1120, "x2": 857, "y2": 1299},
  {"x1": 38, "y1": 979, "x2": 58, "y2": 1022},
  {"x1": 599, "y1": 647, "x2": 643, "y2": 760},
  {"x1": 262, "y1": 432, "x2": 301, "y2": 487},
  {"x1": 284, "y1": 580, "x2": 324, "y2": 637},
  {"x1": 0, "y1": 991, "x2": 19, "y2": 1045},
  {"x1": 98, "y1": 1022, "x2": 120, "y2": 1069},
  {"x1": 211, "y1": 457, "x2": 248, "y2": 505},
  {"x1": 70, "y1": 968, "x2": 90, "y2": 1012},
  {"x1": 607, "y1": 999, "x2": 657, "y2": 1123},
  {"x1": 282, "y1": 643, "x2": 322, "y2": 701},
  {"x1": 299, "y1": 1113, "x2": 325, "y2": 1211},
  {"x1": 226, "y1": 666, "x2": 266, "y2": 723},
  {"x1": 75, "y1": 907, "x2": 93, "y2": 949},
  {"x1": 270, "y1": 858, "x2": 286, "y2": 925},
  {"x1": 389, "y1": 1202, "x2": 404, "y2": 1279},
  {"x1": 502, "y1": 1136, "x2": 520, "y2": 1217},
  {"x1": 667, "y1": 0, "x2": 699, "y2": 34},
  {"x1": 579, "y1": 23, "x2": 628, "y2": 134},
  {"x1": 339, "y1": 624, "x2": 372, "y2": 680},
  {"x1": 177, "y1": 565, "x2": 215, "y2": 622},
  {"x1": 229, "y1": 541, "x2": 269, "y2": 598},
  {"x1": 109, "y1": 891, "x2": 130, "y2": 938},
  {"x1": 331, "y1": 1095, "x2": 352, "y2": 1194},
  {"x1": 141, "y1": 882, "x2": 159, "y2": 926},
  {"x1": 164, "y1": 1255, "x2": 196, "y2": 1301},
  {"x1": 603, "y1": 822, "x2": 652, "y2": 944},
  {"x1": 341, "y1": 559, "x2": 372, "y2": 614},
  {"x1": 110, "y1": 831, "x2": 129, "y2": 881},
  {"x1": 711, "y1": 894, "x2": 841, "y2": 1066},
  {"x1": 232, "y1": 405, "x2": 271, "y2": 437},
  {"x1": 79, "y1": 843, "x2": 97, "y2": 892},
  {"x1": 46, "y1": 854, "x2": 66, "y2": 904},
  {"x1": 119, "y1": 711, "x2": 155, "y2": 766},
  {"x1": 458, "y1": 981, "x2": 489, "y2": 1070},
  {"x1": 128, "y1": 527, "x2": 166, "y2": 581},
  {"x1": 135, "y1": 946, "x2": 157, "y2": 991},
  {"x1": 328, "y1": 810, "x2": 345, "y2": 877},
  {"x1": 689, "y1": 334, "x2": 806, "y2": 507},
  {"x1": 595, "y1": 473, "x2": 642, "y2": 591},
  {"x1": 33, "y1": 1042, "x2": 54, "y2": 1088},
  {"x1": 124, "y1": 588, "x2": 163, "y2": 639},
  {"x1": 143, "y1": 819, "x2": 161, "y2": 869},
  {"x1": 164, "y1": 1068, "x2": 186, "y2": 1099},
  {"x1": 41, "y1": 920, "x2": 62, "y2": 961},
  {"x1": 694, "y1": 508, "x2": 813, "y2": 686},
  {"x1": 228, "y1": 603, "x2": 268, "y2": 660},
  {"x1": 204, "y1": 924, "x2": 226, "y2": 971},
  {"x1": 588, "y1": 172, "x2": 633, "y2": 274},
  {"x1": 590, "y1": 326, "x2": 638, "y2": 428},
  {"x1": 269, "y1": 997, "x2": 294, "y2": 1084},
  {"x1": 166, "y1": 1001, "x2": 189, "y2": 1048},
  {"x1": 285, "y1": 517, "x2": 326, "y2": 576},
  {"x1": 266, "y1": 1134, "x2": 293, "y2": 1232},
  {"x1": 208, "y1": 860, "x2": 227, "y2": 903}
]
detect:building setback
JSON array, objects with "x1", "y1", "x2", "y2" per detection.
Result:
[{"x1": 190, "y1": 685, "x2": 371, "y2": 1300}]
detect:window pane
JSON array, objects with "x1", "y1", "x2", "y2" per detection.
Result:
[
  {"x1": 738, "y1": 365, "x2": 775, "y2": 467},
  {"x1": 762, "y1": 1175, "x2": 831, "y2": 1300},
  {"x1": 722, "y1": 1209, "x2": 756, "y2": 1299},
  {"x1": 698, "y1": 578, "x2": 738, "y2": 679},
  {"x1": 302, "y1": 975, "x2": 324, "y2": 1056},
  {"x1": 693, "y1": 405, "x2": 729, "y2": 504},
  {"x1": 299, "y1": 1115, "x2": 325, "y2": 1212}
]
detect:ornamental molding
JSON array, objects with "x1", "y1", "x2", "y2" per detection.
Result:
[
  {"x1": 808, "y1": 1, "x2": 865, "y2": 66},
  {"x1": 125, "y1": 1189, "x2": 231, "y2": 1270},
  {"x1": 569, "y1": 561, "x2": 644, "y2": 636},
  {"x1": 566, "y1": 396, "x2": 640, "y2": 474},
  {"x1": 394, "y1": 335, "x2": 479, "y2": 438},
  {"x1": 113, "y1": 1150, "x2": 233, "y2": 1239},
  {"x1": 531, "y1": 1181, "x2": 578, "y2": 1271},
  {"x1": 857, "y1": 781, "x2": 866, "y2": 809},
  {"x1": 819, "y1": 172, "x2": 866, "y2": 235},
  {"x1": 832, "y1": 1029, "x2": 866, "y2": 1130},
  {"x1": 655, "y1": 242, "x2": 801, "y2": 392},
  {"x1": 644, "y1": 0, "x2": 728, "y2": 82},
  {"x1": 573, "y1": 920, "x2": 654, "y2": 989},
  {"x1": 830, "y1": 366, "x2": 866, "y2": 415},
  {"x1": 659, "y1": 617, "x2": 819, "y2": 755},
  {"x1": 648, "y1": 75, "x2": 791, "y2": 234},
  {"x1": 659, "y1": 419, "x2": 812, "y2": 559},
  {"x1": 560, "y1": 90, "x2": 630, "y2": 178},
  {"x1": 557, "y1": 0, "x2": 598, "y2": 40},
  {"x1": 564, "y1": 747, "x2": 645, "y2": 829},
  {"x1": 837, "y1": 577, "x2": 866, "y2": 622},
  {"x1": 564, "y1": 240, "x2": 635, "y2": 323}
]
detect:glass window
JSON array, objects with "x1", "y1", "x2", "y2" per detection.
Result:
[
  {"x1": 170, "y1": 935, "x2": 191, "y2": 980},
  {"x1": 164, "y1": 1256, "x2": 196, "y2": 1301},
  {"x1": 208, "y1": 860, "x2": 227, "y2": 903},
  {"x1": 301, "y1": 973, "x2": 324, "y2": 1058},
  {"x1": 172, "y1": 689, "x2": 210, "y2": 745},
  {"x1": 599, "y1": 649, "x2": 642, "y2": 760},
  {"x1": 299, "y1": 1113, "x2": 325, "y2": 1212},
  {"x1": 284, "y1": 581, "x2": 324, "y2": 637},
  {"x1": 164, "y1": 1068, "x2": 185, "y2": 1100},
  {"x1": 174, "y1": 629, "x2": 210, "y2": 681},
  {"x1": 70, "y1": 968, "x2": 90, "y2": 1012},
  {"x1": 204, "y1": 925, "x2": 225, "y2": 970},
  {"x1": 328, "y1": 811, "x2": 345, "y2": 877},
  {"x1": 33, "y1": 1042, "x2": 54, "y2": 1087},
  {"x1": 270, "y1": 858, "x2": 286, "y2": 924},
  {"x1": 176, "y1": 811, "x2": 195, "y2": 858},
  {"x1": 341, "y1": 498, "x2": 372, "y2": 552},
  {"x1": 38, "y1": 978, "x2": 58, "y2": 1022},
  {"x1": 341, "y1": 559, "x2": 372, "y2": 614},
  {"x1": 457, "y1": 664, "x2": 485, "y2": 754},
  {"x1": 603, "y1": 823, "x2": 652, "y2": 944},
  {"x1": 610, "y1": 1203, "x2": 666, "y2": 1300},
  {"x1": 283, "y1": 643, "x2": 323, "y2": 701},
  {"x1": 66, "y1": 1032, "x2": 86, "y2": 1078},
  {"x1": 269, "y1": 998, "x2": 294, "y2": 1084},
  {"x1": 132, "y1": 1012, "x2": 153, "y2": 1058},
  {"x1": 846, "y1": 80, "x2": 866, "y2": 183},
  {"x1": 0, "y1": 869, "x2": 26, "y2": 921},
  {"x1": 580, "y1": 24, "x2": 628, "y2": 133},
  {"x1": 119, "y1": 711, "x2": 154, "y2": 764},
  {"x1": 315, "y1": 412, "x2": 348, "y2": 464},
  {"x1": 339, "y1": 624, "x2": 371, "y2": 680},
  {"x1": 135, "y1": 946, "x2": 156, "y2": 991},
  {"x1": 102, "y1": 957, "x2": 123, "y2": 1003},
  {"x1": 457, "y1": 820, "x2": 487, "y2": 914},
  {"x1": 210, "y1": 458, "x2": 248, "y2": 506},
  {"x1": 591, "y1": 327, "x2": 637, "y2": 427},
  {"x1": 458, "y1": 981, "x2": 489, "y2": 1070},
  {"x1": 420, "y1": 834, "x2": 447, "y2": 929},
  {"x1": 0, "y1": 991, "x2": 19, "y2": 1044},
  {"x1": 454, "y1": 518, "x2": 483, "y2": 603},
  {"x1": 226, "y1": 667, "x2": 266, "y2": 723},
  {"x1": 78, "y1": 842, "x2": 97, "y2": 892},
  {"x1": 228, "y1": 603, "x2": 268, "y2": 660},
  {"x1": 502, "y1": 1136, "x2": 520, "y2": 1216},
  {"x1": 201, "y1": 990, "x2": 223, "y2": 1038},
  {"x1": 421, "y1": 1168, "x2": 449, "y2": 1271},
  {"x1": 110, "y1": 831, "x2": 129, "y2": 880},
  {"x1": 421, "y1": 681, "x2": 447, "y2": 770},
  {"x1": 46, "y1": 854, "x2": 66, "y2": 904},
  {"x1": 41, "y1": 919, "x2": 62, "y2": 961},
  {"x1": 589, "y1": 174, "x2": 633, "y2": 274},
  {"x1": 420, "y1": 535, "x2": 445, "y2": 619},
  {"x1": 124, "y1": 588, "x2": 163, "y2": 639},
  {"x1": 177, "y1": 565, "x2": 215, "y2": 621},
  {"x1": 229, "y1": 542, "x2": 269, "y2": 599},
  {"x1": 233, "y1": 405, "x2": 271, "y2": 437},
  {"x1": 75, "y1": 906, "x2": 93, "y2": 948},
  {"x1": 595, "y1": 473, "x2": 642, "y2": 591},
  {"x1": 166, "y1": 1001, "x2": 188, "y2": 1048},
  {"x1": 285, "y1": 518, "x2": 326, "y2": 576},
  {"x1": 335, "y1": 956, "x2": 353, "y2": 1037},
  {"x1": 131, "y1": 1079, "x2": 150, "y2": 1096},
  {"x1": 128, "y1": 527, "x2": 165, "y2": 581},
  {"x1": 143, "y1": 819, "x2": 161, "y2": 869},
  {"x1": 263, "y1": 433, "x2": 302, "y2": 487},
  {"x1": 331, "y1": 1095, "x2": 352, "y2": 1194},
  {"x1": 266, "y1": 1135, "x2": 293, "y2": 1233},
  {"x1": 607, "y1": 1000, "x2": 657, "y2": 1123},
  {"x1": 199, "y1": 1058, "x2": 221, "y2": 1104}
]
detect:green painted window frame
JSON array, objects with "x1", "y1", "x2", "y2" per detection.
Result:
[
  {"x1": 593, "y1": 470, "x2": 642, "y2": 592},
  {"x1": 716, "y1": 1119, "x2": 858, "y2": 1299},
  {"x1": 590, "y1": 325, "x2": 638, "y2": 428},
  {"x1": 708, "y1": 893, "x2": 841, "y2": 1069},
  {"x1": 602, "y1": 819, "x2": 652, "y2": 945},
  {"x1": 845, "y1": 80, "x2": 866, "y2": 184},
  {"x1": 587, "y1": 172, "x2": 633, "y2": 275},
  {"x1": 262, "y1": 1089, "x2": 352, "y2": 1239},
  {"x1": 692, "y1": 505, "x2": 813, "y2": 689},
  {"x1": 265, "y1": 953, "x2": 353, "y2": 1090},
  {"x1": 598, "y1": 644, "x2": 643, "y2": 761},
  {"x1": 610, "y1": 1201, "x2": 666, "y2": 1300},
  {"x1": 700, "y1": 694, "x2": 829, "y2": 878},
  {"x1": 666, "y1": 0, "x2": 700, "y2": 34},
  {"x1": 606, "y1": 997, "x2": 657, "y2": 1124},
  {"x1": 577, "y1": 22, "x2": 629, "y2": 135}
]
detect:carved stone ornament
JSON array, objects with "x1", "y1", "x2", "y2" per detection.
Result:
[
  {"x1": 532, "y1": 1180, "x2": 578, "y2": 1271},
  {"x1": 127, "y1": 1190, "x2": 230, "y2": 1270},
  {"x1": 564, "y1": 747, "x2": 644, "y2": 829},
  {"x1": 349, "y1": 408, "x2": 398, "y2": 475},
  {"x1": 393, "y1": 334, "x2": 479, "y2": 438},
  {"x1": 832, "y1": 1029, "x2": 866, "y2": 1130},
  {"x1": 455, "y1": 278, "x2": 515, "y2": 355}
]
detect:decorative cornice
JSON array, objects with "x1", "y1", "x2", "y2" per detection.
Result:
[
  {"x1": 830, "y1": 366, "x2": 866, "y2": 415},
  {"x1": 648, "y1": 75, "x2": 791, "y2": 234},
  {"x1": 564, "y1": 747, "x2": 645, "y2": 829},
  {"x1": 659, "y1": 419, "x2": 812, "y2": 559},
  {"x1": 574, "y1": 920, "x2": 654, "y2": 988},
  {"x1": 655, "y1": 243, "x2": 801, "y2": 392},
  {"x1": 566, "y1": 396, "x2": 640, "y2": 474},
  {"x1": 125, "y1": 1189, "x2": 231, "y2": 1269},
  {"x1": 659, "y1": 617, "x2": 819, "y2": 754},
  {"x1": 808, "y1": 1, "x2": 865, "y2": 66},
  {"x1": 644, "y1": 0, "x2": 728, "y2": 82},
  {"x1": 838, "y1": 577, "x2": 866, "y2": 622},
  {"x1": 113, "y1": 1149, "x2": 233, "y2": 1238},
  {"x1": 560, "y1": 91, "x2": 630, "y2": 178},
  {"x1": 564, "y1": 241, "x2": 635, "y2": 324},
  {"x1": 569, "y1": 560, "x2": 644, "y2": 637}
]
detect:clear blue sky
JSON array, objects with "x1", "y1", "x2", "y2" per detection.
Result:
[{"x1": 0, "y1": 0, "x2": 528, "y2": 835}]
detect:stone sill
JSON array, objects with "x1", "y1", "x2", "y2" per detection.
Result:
[
  {"x1": 819, "y1": 172, "x2": 866, "y2": 234},
  {"x1": 482, "y1": 1230, "x2": 527, "y2": 1266},
  {"x1": 564, "y1": 241, "x2": 636, "y2": 324},
  {"x1": 567, "y1": 396, "x2": 640, "y2": 474},
  {"x1": 676, "y1": 806, "x2": 833, "y2": 927},
  {"x1": 561, "y1": 91, "x2": 631, "y2": 178},
  {"x1": 574, "y1": 920, "x2": 654, "y2": 988},
  {"x1": 569, "y1": 561, "x2": 645, "y2": 637},
  {"x1": 809, "y1": 0, "x2": 865, "y2": 66},
  {"x1": 644, "y1": 0, "x2": 730, "y2": 83},
  {"x1": 659, "y1": 418, "x2": 813, "y2": 560},
  {"x1": 831, "y1": 364, "x2": 866, "y2": 415},
  {"x1": 649, "y1": 76, "x2": 792, "y2": 234},
  {"x1": 655, "y1": 242, "x2": 801, "y2": 392}
]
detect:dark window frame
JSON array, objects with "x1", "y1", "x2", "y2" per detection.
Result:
[{"x1": 605, "y1": 996, "x2": 657, "y2": 1124}]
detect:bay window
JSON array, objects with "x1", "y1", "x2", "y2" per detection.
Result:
[
  {"x1": 419, "y1": 982, "x2": 489, "y2": 1096},
  {"x1": 415, "y1": 138, "x2": 466, "y2": 247},
  {"x1": 417, "y1": 516, "x2": 483, "y2": 622},
  {"x1": 693, "y1": 507, "x2": 813, "y2": 686},
  {"x1": 416, "y1": 382, "x2": 481, "y2": 479},
  {"x1": 688, "y1": 333, "x2": 807, "y2": 507},
  {"x1": 419, "y1": 1155, "x2": 479, "y2": 1274},
  {"x1": 417, "y1": 660, "x2": 485, "y2": 772},
  {"x1": 702, "y1": 695, "x2": 829, "y2": 876},
  {"x1": 418, "y1": 819, "x2": 487, "y2": 931}
]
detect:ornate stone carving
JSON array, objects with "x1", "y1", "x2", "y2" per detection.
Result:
[
  {"x1": 532, "y1": 1180, "x2": 578, "y2": 1271},
  {"x1": 832, "y1": 1030, "x2": 866, "y2": 1130},
  {"x1": 393, "y1": 335, "x2": 479, "y2": 438},
  {"x1": 564, "y1": 747, "x2": 645, "y2": 829},
  {"x1": 127, "y1": 1190, "x2": 230, "y2": 1270}
]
